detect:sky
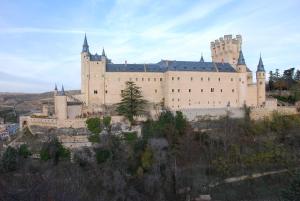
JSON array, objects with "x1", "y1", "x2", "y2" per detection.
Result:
[{"x1": 0, "y1": 0, "x2": 299, "y2": 93}]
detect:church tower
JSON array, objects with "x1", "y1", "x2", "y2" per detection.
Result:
[{"x1": 256, "y1": 55, "x2": 266, "y2": 106}]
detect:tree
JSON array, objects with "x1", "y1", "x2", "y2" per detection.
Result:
[
  {"x1": 1, "y1": 146, "x2": 18, "y2": 172},
  {"x1": 116, "y1": 81, "x2": 147, "y2": 127},
  {"x1": 294, "y1": 70, "x2": 300, "y2": 82},
  {"x1": 18, "y1": 144, "x2": 31, "y2": 158},
  {"x1": 103, "y1": 116, "x2": 111, "y2": 129},
  {"x1": 40, "y1": 138, "x2": 70, "y2": 164},
  {"x1": 269, "y1": 71, "x2": 275, "y2": 91}
]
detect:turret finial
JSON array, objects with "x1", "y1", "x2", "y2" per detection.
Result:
[
  {"x1": 61, "y1": 85, "x2": 65, "y2": 96},
  {"x1": 82, "y1": 33, "x2": 89, "y2": 53},
  {"x1": 237, "y1": 50, "x2": 246, "y2": 65},
  {"x1": 200, "y1": 53, "x2": 204, "y2": 62},
  {"x1": 257, "y1": 54, "x2": 265, "y2": 72},
  {"x1": 102, "y1": 47, "x2": 106, "y2": 57}
]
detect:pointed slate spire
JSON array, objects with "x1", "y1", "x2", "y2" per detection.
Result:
[
  {"x1": 82, "y1": 33, "x2": 89, "y2": 53},
  {"x1": 61, "y1": 85, "x2": 65, "y2": 96},
  {"x1": 237, "y1": 50, "x2": 246, "y2": 65},
  {"x1": 257, "y1": 54, "x2": 265, "y2": 72},
  {"x1": 54, "y1": 84, "x2": 57, "y2": 91},
  {"x1": 200, "y1": 53, "x2": 204, "y2": 62},
  {"x1": 102, "y1": 47, "x2": 106, "y2": 57}
]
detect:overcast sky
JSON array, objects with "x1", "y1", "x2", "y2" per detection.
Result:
[{"x1": 0, "y1": 0, "x2": 299, "y2": 92}]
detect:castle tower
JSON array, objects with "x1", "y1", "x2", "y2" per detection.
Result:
[
  {"x1": 55, "y1": 85, "x2": 68, "y2": 120},
  {"x1": 81, "y1": 34, "x2": 90, "y2": 96},
  {"x1": 210, "y1": 34, "x2": 242, "y2": 68},
  {"x1": 256, "y1": 55, "x2": 266, "y2": 106},
  {"x1": 236, "y1": 50, "x2": 248, "y2": 106}
]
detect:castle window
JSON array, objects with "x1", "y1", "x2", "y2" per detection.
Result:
[
  {"x1": 260, "y1": 81, "x2": 263, "y2": 85},
  {"x1": 232, "y1": 89, "x2": 235, "y2": 92},
  {"x1": 211, "y1": 88, "x2": 214, "y2": 92},
  {"x1": 94, "y1": 90, "x2": 98, "y2": 94},
  {"x1": 172, "y1": 77, "x2": 174, "y2": 80},
  {"x1": 172, "y1": 98, "x2": 174, "y2": 101},
  {"x1": 208, "y1": 78, "x2": 210, "y2": 81},
  {"x1": 118, "y1": 78, "x2": 120, "y2": 81},
  {"x1": 136, "y1": 78, "x2": 138, "y2": 81},
  {"x1": 201, "y1": 77, "x2": 203, "y2": 81},
  {"x1": 201, "y1": 89, "x2": 203, "y2": 92},
  {"x1": 178, "y1": 99, "x2": 180, "y2": 102},
  {"x1": 189, "y1": 89, "x2": 191, "y2": 92},
  {"x1": 155, "y1": 89, "x2": 157, "y2": 93},
  {"x1": 148, "y1": 78, "x2": 150, "y2": 82},
  {"x1": 177, "y1": 77, "x2": 180, "y2": 80},
  {"x1": 221, "y1": 89, "x2": 223, "y2": 92},
  {"x1": 154, "y1": 78, "x2": 156, "y2": 81},
  {"x1": 121, "y1": 90, "x2": 124, "y2": 93},
  {"x1": 178, "y1": 89, "x2": 180, "y2": 92},
  {"x1": 160, "y1": 78, "x2": 163, "y2": 81},
  {"x1": 218, "y1": 78, "x2": 221, "y2": 82},
  {"x1": 191, "y1": 77, "x2": 193, "y2": 81},
  {"x1": 142, "y1": 78, "x2": 144, "y2": 81},
  {"x1": 239, "y1": 78, "x2": 241, "y2": 82},
  {"x1": 105, "y1": 90, "x2": 108, "y2": 94},
  {"x1": 172, "y1": 89, "x2": 174, "y2": 92}
]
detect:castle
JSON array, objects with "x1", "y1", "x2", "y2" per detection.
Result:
[
  {"x1": 78, "y1": 34, "x2": 266, "y2": 110},
  {"x1": 20, "y1": 34, "x2": 281, "y2": 129}
]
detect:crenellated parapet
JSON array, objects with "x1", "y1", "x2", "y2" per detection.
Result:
[{"x1": 210, "y1": 35, "x2": 242, "y2": 67}]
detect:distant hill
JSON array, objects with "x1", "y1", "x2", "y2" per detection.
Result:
[{"x1": 0, "y1": 90, "x2": 80, "y2": 113}]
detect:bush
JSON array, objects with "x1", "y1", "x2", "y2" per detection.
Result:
[
  {"x1": 88, "y1": 133, "x2": 100, "y2": 143},
  {"x1": 123, "y1": 132, "x2": 138, "y2": 142},
  {"x1": 95, "y1": 148, "x2": 111, "y2": 164},
  {"x1": 1, "y1": 146, "x2": 18, "y2": 172},
  {"x1": 18, "y1": 144, "x2": 31, "y2": 158},
  {"x1": 39, "y1": 138, "x2": 70, "y2": 164},
  {"x1": 103, "y1": 116, "x2": 111, "y2": 128},
  {"x1": 86, "y1": 117, "x2": 102, "y2": 134}
]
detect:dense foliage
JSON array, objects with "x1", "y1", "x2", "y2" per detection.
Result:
[{"x1": 1, "y1": 112, "x2": 300, "y2": 201}]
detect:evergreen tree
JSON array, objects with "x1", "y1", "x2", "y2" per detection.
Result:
[
  {"x1": 294, "y1": 70, "x2": 300, "y2": 82},
  {"x1": 116, "y1": 81, "x2": 147, "y2": 127}
]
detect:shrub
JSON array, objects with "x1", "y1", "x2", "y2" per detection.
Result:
[
  {"x1": 95, "y1": 148, "x2": 111, "y2": 164},
  {"x1": 103, "y1": 116, "x2": 111, "y2": 128},
  {"x1": 1, "y1": 146, "x2": 18, "y2": 172},
  {"x1": 39, "y1": 138, "x2": 70, "y2": 164},
  {"x1": 18, "y1": 144, "x2": 31, "y2": 158},
  {"x1": 86, "y1": 117, "x2": 102, "y2": 134},
  {"x1": 123, "y1": 132, "x2": 138, "y2": 142}
]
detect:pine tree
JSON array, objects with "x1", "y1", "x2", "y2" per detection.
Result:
[{"x1": 116, "y1": 81, "x2": 147, "y2": 127}]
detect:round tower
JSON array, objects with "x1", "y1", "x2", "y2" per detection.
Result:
[{"x1": 256, "y1": 55, "x2": 266, "y2": 106}]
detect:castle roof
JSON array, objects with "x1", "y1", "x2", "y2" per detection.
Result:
[
  {"x1": 237, "y1": 50, "x2": 246, "y2": 65},
  {"x1": 257, "y1": 55, "x2": 265, "y2": 72},
  {"x1": 106, "y1": 61, "x2": 236, "y2": 73},
  {"x1": 82, "y1": 34, "x2": 89, "y2": 53}
]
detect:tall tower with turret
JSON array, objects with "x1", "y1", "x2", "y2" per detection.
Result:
[
  {"x1": 80, "y1": 34, "x2": 108, "y2": 108},
  {"x1": 256, "y1": 55, "x2": 266, "y2": 106},
  {"x1": 210, "y1": 34, "x2": 242, "y2": 68},
  {"x1": 81, "y1": 34, "x2": 90, "y2": 96},
  {"x1": 236, "y1": 50, "x2": 248, "y2": 106}
]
